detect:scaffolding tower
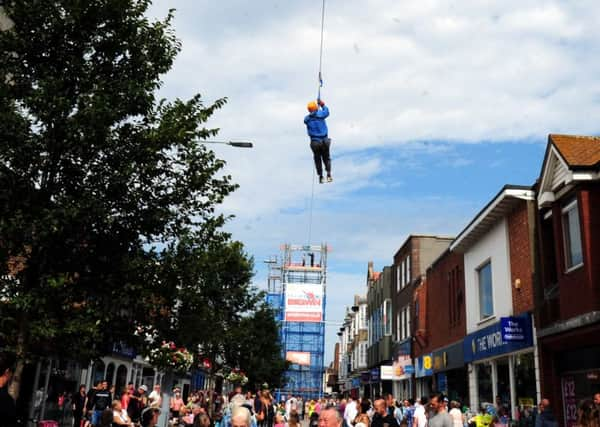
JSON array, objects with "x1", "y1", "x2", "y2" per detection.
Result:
[{"x1": 266, "y1": 243, "x2": 328, "y2": 400}]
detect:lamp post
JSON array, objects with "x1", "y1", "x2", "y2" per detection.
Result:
[
  {"x1": 185, "y1": 131, "x2": 254, "y2": 148},
  {"x1": 201, "y1": 140, "x2": 253, "y2": 148}
]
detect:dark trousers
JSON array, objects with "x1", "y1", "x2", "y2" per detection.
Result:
[{"x1": 310, "y1": 138, "x2": 331, "y2": 177}]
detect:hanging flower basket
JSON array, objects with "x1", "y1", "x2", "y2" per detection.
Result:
[
  {"x1": 226, "y1": 368, "x2": 248, "y2": 385},
  {"x1": 148, "y1": 341, "x2": 194, "y2": 374}
]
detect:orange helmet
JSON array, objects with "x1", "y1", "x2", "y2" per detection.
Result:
[{"x1": 307, "y1": 101, "x2": 318, "y2": 112}]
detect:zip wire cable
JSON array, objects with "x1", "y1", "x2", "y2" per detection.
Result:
[{"x1": 308, "y1": 0, "x2": 326, "y2": 246}]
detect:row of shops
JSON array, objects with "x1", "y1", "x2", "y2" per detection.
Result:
[{"x1": 341, "y1": 315, "x2": 538, "y2": 421}]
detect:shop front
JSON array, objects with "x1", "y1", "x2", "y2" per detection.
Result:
[
  {"x1": 364, "y1": 368, "x2": 381, "y2": 398},
  {"x1": 537, "y1": 320, "x2": 600, "y2": 427},
  {"x1": 350, "y1": 377, "x2": 361, "y2": 400},
  {"x1": 414, "y1": 353, "x2": 433, "y2": 399},
  {"x1": 360, "y1": 371, "x2": 371, "y2": 398},
  {"x1": 464, "y1": 313, "x2": 538, "y2": 421},
  {"x1": 392, "y1": 339, "x2": 414, "y2": 400},
  {"x1": 431, "y1": 341, "x2": 468, "y2": 403}
]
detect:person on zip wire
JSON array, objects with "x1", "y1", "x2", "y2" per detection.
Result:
[{"x1": 304, "y1": 99, "x2": 332, "y2": 183}]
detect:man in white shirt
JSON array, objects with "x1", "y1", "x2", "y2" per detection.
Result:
[
  {"x1": 344, "y1": 397, "x2": 358, "y2": 426},
  {"x1": 148, "y1": 384, "x2": 162, "y2": 408},
  {"x1": 413, "y1": 397, "x2": 428, "y2": 427}
]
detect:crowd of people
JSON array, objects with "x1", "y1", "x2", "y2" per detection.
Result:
[{"x1": 1, "y1": 347, "x2": 600, "y2": 427}]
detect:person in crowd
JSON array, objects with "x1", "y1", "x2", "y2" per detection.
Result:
[
  {"x1": 449, "y1": 401, "x2": 464, "y2": 427},
  {"x1": 99, "y1": 408, "x2": 114, "y2": 427},
  {"x1": 372, "y1": 397, "x2": 399, "y2": 427},
  {"x1": 120, "y1": 385, "x2": 131, "y2": 412},
  {"x1": 401, "y1": 399, "x2": 415, "y2": 427},
  {"x1": 344, "y1": 396, "x2": 358, "y2": 427},
  {"x1": 112, "y1": 399, "x2": 134, "y2": 426},
  {"x1": 310, "y1": 411, "x2": 320, "y2": 427},
  {"x1": 0, "y1": 351, "x2": 17, "y2": 427},
  {"x1": 260, "y1": 387, "x2": 275, "y2": 427},
  {"x1": 194, "y1": 413, "x2": 212, "y2": 427},
  {"x1": 72, "y1": 384, "x2": 87, "y2": 427},
  {"x1": 171, "y1": 387, "x2": 185, "y2": 419},
  {"x1": 428, "y1": 393, "x2": 453, "y2": 427},
  {"x1": 141, "y1": 407, "x2": 161, "y2": 427},
  {"x1": 413, "y1": 397, "x2": 428, "y2": 427},
  {"x1": 91, "y1": 380, "x2": 112, "y2": 426},
  {"x1": 385, "y1": 394, "x2": 396, "y2": 417},
  {"x1": 535, "y1": 399, "x2": 557, "y2": 427},
  {"x1": 128, "y1": 384, "x2": 148, "y2": 424},
  {"x1": 288, "y1": 411, "x2": 301, "y2": 427},
  {"x1": 318, "y1": 406, "x2": 343, "y2": 427},
  {"x1": 231, "y1": 406, "x2": 252, "y2": 427},
  {"x1": 354, "y1": 400, "x2": 371, "y2": 427},
  {"x1": 274, "y1": 412, "x2": 285, "y2": 427},
  {"x1": 148, "y1": 384, "x2": 162, "y2": 408},
  {"x1": 576, "y1": 400, "x2": 599, "y2": 427},
  {"x1": 298, "y1": 397, "x2": 305, "y2": 421},
  {"x1": 394, "y1": 400, "x2": 405, "y2": 425}
]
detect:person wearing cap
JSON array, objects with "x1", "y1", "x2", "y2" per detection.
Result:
[
  {"x1": 304, "y1": 99, "x2": 333, "y2": 184},
  {"x1": 128, "y1": 384, "x2": 148, "y2": 424}
]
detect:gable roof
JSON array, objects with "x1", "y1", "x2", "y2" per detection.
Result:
[
  {"x1": 549, "y1": 134, "x2": 600, "y2": 169},
  {"x1": 538, "y1": 134, "x2": 600, "y2": 208}
]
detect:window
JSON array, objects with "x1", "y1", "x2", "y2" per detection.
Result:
[
  {"x1": 562, "y1": 200, "x2": 583, "y2": 270},
  {"x1": 406, "y1": 255, "x2": 411, "y2": 285},
  {"x1": 396, "y1": 265, "x2": 401, "y2": 292},
  {"x1": 384, "y1": 299, "x2": 392, "y2": 336},
  {"x1": 405, "y1": 305, "x2": 411, "y2": 338},
  {"x1": 478, "y1": 262, "x2": 493, "y2": 319},
  {"x1": 401, "y1": 262, "x2": 405, "y2": 287}
]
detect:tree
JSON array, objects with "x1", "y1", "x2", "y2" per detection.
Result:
[
  {"x1": 225, "y1": 303, "x2": 289, "y2": 390},
  {"x1": 0, "y1": 0, "x2": 254, "y2": 400}
]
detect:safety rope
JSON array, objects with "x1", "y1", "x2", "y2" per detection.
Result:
[
  {"x1": 308, "y1": 0, "x2": 326, "y2": 246},
  {"x1": 307, "y1": 167, "x2": 316, "y2": 246},
  {"x1": 317, "y1": 0, "x2": 326, "y2": 100}
]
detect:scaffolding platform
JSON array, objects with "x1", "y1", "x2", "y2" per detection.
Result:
[{"x1": 266, "y1": 243, "x2": 328, "y2": 400}]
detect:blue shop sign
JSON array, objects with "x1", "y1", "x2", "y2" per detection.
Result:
[
  {"x1": 415, "y1": 354, "x2": 433, "y2": 378},
  {"x1": 501, "y1": 316, "x2": 527, "y2": 341},
  {"x1": 464, "y1": 313, "x2": 533, "y2": 362},
  {"x1": 351, "y1": 378, "x2": 361, "y2": 388},
  {"x1": 370, "y1": 368, "x2": 380, "y2": 382}
]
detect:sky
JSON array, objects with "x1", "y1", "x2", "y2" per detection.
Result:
[{"x1": 147, "y1": 0, "x2": 600, "y2": 365}]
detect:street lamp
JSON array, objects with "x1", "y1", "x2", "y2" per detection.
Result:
[
  {"x1": 201, "y1": 140, "x2": 253, "y2": 148},
  {"x1": 185, "y1": 131, "x2": 253, "y2": 148}
]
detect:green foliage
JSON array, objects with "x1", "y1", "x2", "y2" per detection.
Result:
[
  {"x1": 223, "y1": 303, "x2": 289, "y2": 390},
  {"x1": 0, "y1": 0, "x2": 271, "y2": 386}
]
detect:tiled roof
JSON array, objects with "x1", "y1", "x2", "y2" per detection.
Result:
[
  {"x1": 372, "y1": 272, "x2": 381, "y2": 281},
  {"x1": 549, "y1": 134, "x2": 600, "y2": 168}
]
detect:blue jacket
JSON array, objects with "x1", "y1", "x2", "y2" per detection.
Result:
[{"x1": 304, "y1": 105, "x2": 329, "y2": 139}]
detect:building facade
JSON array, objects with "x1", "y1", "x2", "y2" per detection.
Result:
[
  {"x1": 451, "y1": 185, "x2": 539, "y2": 421},
  {"x1": 393, "y1": 235, "x2": 453, "y2": 399},
  {"x1": 535, "y1": 135, "x2": 600, "y2": 427}
]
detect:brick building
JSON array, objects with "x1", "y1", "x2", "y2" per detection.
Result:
[
  {"x1": 416, "y1": 249, "x2": 467, "y2": 402},
  {"x1": 535, "y1": 135, "x2": 600, "y2": 427},
  {"x1": 391, "y1": 235, "x2": 453, "y2": 399}
]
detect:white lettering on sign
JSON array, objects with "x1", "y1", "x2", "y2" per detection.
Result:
[{"x1": 476, "y1": 331, "x2": 504, "y2": 352}]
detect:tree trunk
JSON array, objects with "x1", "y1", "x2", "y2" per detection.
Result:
[{"x1": 8, "y1": 314, "x2": 29, "y2": 400}]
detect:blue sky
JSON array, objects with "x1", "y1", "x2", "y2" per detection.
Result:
[{"x1": 147, "y1": 0, "x2": 600, "y2": 365}]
